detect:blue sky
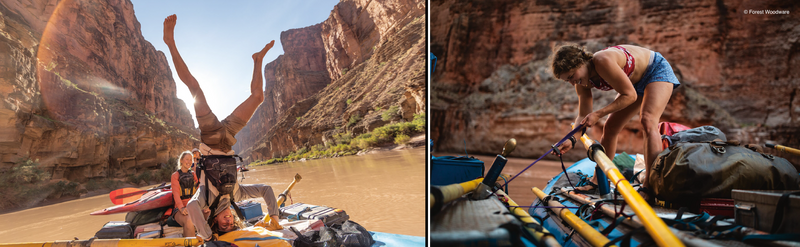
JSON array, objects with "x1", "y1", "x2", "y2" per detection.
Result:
[{"x1": 132, "y1": 1, "x2": 339, "y2": 127}]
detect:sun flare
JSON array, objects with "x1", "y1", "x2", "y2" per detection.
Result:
[{"x1": 178, "y1": 89, "x2": 195, "y2": 107}]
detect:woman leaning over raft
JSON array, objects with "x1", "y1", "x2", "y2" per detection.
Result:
[
  {"x1": 550, "y1": 44, "x2": 680, "y2": 201},
  {"x1": 170, "y1": 150, "x2": 199, "y2": 237}
]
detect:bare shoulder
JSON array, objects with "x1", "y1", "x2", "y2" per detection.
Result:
[
  {"x1": 592, "y1": 50, "x2": 622, "y2": 69},
  {"x1": 593, "y1": 48, "x2": 615, "y2": 59}
]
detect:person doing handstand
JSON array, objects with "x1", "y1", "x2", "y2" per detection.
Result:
[{"x1": 163, "y1": 14, "x2": 282, "y2": 241}]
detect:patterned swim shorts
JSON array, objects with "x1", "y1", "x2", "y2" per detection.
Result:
[{"x1": 634, "y1": 51, "x2": 681, "y2": 96}]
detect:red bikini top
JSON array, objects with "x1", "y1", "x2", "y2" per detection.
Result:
[{"x1": 589, "y1": 46, "x2": 635, "y2": 91}]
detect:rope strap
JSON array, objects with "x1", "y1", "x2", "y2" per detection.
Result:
[{"x1": 500, "y1": 125, "x2": 586, "y2": 188}]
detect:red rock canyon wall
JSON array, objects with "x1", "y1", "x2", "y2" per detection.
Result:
[
  {"x1": 430, "y1": 0, "x2": 799, "y2": 165},
  {"x1": 0, "y1": 0, "x2": 197, "y2": 184}
]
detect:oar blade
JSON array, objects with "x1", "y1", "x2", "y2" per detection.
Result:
[
  {"x1": 109, "y1": 188, "x2": 144, "y2": 204},
  {"x1": 118, "y1": 193, "x2": 144, "y2": 204}
]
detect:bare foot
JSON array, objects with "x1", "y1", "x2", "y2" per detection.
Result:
[
  {"x1": 163, "y1": 14, "x2": 177, "y2": 45},
  {"x1": 574, "y1": 174, "x2": 598, "y2": 190},
  {"x1": 252, "y1": 40, "x2": 275, "y2": 60}
]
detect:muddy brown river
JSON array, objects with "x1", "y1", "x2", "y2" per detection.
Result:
[{"x1": 0, "y1": 148, "x2": 425, "y2": 243}]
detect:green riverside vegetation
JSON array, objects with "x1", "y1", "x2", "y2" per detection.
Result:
[{"x1": 253, "y1": 113, "x2": 425, "y2": 166}]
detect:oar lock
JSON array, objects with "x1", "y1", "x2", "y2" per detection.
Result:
[
  {"x1": 470, "y1": 139, "x2": 516, "y2": 200},
  {"x1": 587, "y1": 143, "x2": 606, "y2": 162},
  {"x1": 470, "y1": 182, "x2": 495, "y2": 200}
]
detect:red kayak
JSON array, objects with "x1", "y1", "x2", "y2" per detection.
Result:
[{"x1": 90, "y1": 188, "x2": 174, "y2": 215}]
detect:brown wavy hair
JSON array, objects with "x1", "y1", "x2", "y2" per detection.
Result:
[
  {"x1": 551, "y1": 44, "x2": 594, "y2": 78},
  {"x1": 211, "y1": 208, "x2": 247, "y2": 235}
]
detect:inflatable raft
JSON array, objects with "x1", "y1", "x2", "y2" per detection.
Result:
[
  {"x1": 530, "y1": 155, "x2": 800, "y2": 247},
  {"x1": 1, "y1": 174, "x2": 425, "y2": 247},
  {"x1": 90, "y1": 188, "x2": 174, "y2": 215}
]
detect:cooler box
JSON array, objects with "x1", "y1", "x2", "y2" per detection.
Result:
[
  {"x1": 732, "y1": 189, "x2": 800, "y2": 233},
  {"x1": 431, "y1": 156, "x2": 484, "y2": 186},
  {"x1": 280, "y1": 203, "x2": 349, "y2": 226},
  {"x1": 236, "y1": 201, "x2": 263, "y2": 221},
  {"x1": 95, "y1": 221, "x2": 133, "y2": 239}
]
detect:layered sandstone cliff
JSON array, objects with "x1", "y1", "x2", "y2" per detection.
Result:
[
  {"x1": 0, "y1": 0, "x2": 197, "y2": 185},
  {"x1": 431, "y1": 0, "x2": 799, "y2": 164},
  {"x1": 233, "y1": 24, "x2": 331, "y2": 151},
  {"x1": 234, "y1": 0, "x2": 426, "y2": 162}
]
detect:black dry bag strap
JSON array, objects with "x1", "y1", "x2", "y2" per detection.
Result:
[
  {"x1": 771, "y1": 191, "x2": 800, "y2": 233},
  {"x1": 205, "y1": 169, "x2": 210, "y2": 208},
  {"x1": 230, "y1": 196, "x2": 245, "y2": 221},
  {"x1": 207, "y1": 194, "x2": 222, "y2": 228},
  {"x1": 198, "y1": 155, "x2": 210, "y2": 207}
]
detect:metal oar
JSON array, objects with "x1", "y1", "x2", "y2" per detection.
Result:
[
  {"x1": 254, "y1": 173, "x2": 302, "y2": 228},
  {"x1": 766, "y1": 143, "x2": 800, "y2": 156},
  {"x1": 0, "y1": 237, "x2": 203, "y2": 247},
  {"x1": 429, "y1": 177, "x2": 484, "y2": 214},
  {"x1": 532, "y1": 187, "x2": 617, "y2": 247},
  {"x1": 497, "y1": 189, "x2": 561, "y2": 247},
  {"x1": 573, "y1": 125, "x2": 684, "y2": 247},
  {"x1": 277, "y1": 173, "x2": 302, "y2": 206},
  {"x1": 562, "y1": 190, "x2": 724, "y2": 247}
]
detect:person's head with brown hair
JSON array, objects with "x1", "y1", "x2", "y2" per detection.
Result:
[
  {"x1": 211, "y1": 201, "x2": 246, "y2": 235},
  {"x1": 551, "y1": 44, "x2": 595, "y2": 87}
]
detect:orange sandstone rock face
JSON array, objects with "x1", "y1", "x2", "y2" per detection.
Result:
[
  {"x1": 234, "y1": 24, "x2": 331, "y2": 154},
  {"x1": 431, "y1": 0, "x2": 799, "y2": 164},
  {"x1": 234, "y1": 0, "x2": 426, "y2": 162},
  {"x1": 322, "y1": 0, "x2": 426, "y2": 81},
  {"x1": 0, "y1": 0, "x2": 197, "y2": 182}
]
